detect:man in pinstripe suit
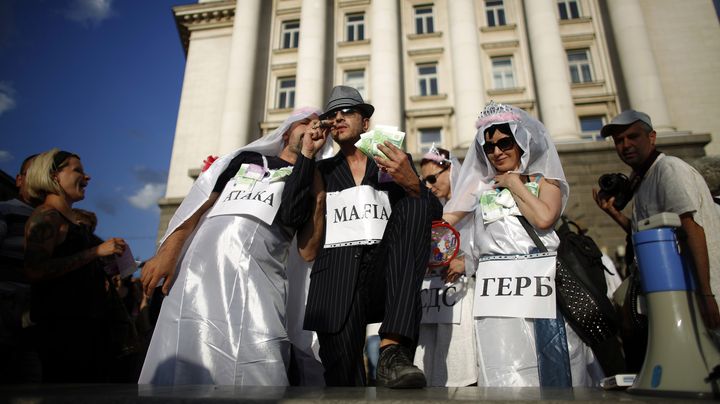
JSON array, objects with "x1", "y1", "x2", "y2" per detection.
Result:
[{"x1": 281, "y1": 86, "x2": 443, "y2": 388}]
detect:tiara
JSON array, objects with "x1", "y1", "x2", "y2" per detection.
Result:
[
  {"x1": 422, "y1": 143, "x2": 451, "y2": 165},
  {"x1": 475, "y1": 101, "x2": 520, "y2": 129}
]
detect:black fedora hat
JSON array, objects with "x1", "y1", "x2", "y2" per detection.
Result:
[{"x1": 320, "y1": 85, "x2": 375, "y2": 120}]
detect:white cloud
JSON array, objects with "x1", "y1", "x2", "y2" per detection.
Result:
[
  {"x1": 64, "y1": 0, "x2": 114, "y2": 25},
  {"x1": 128, "y1": 183, "x2": 166, "y2": 211},
  {"x1": 0, "y1": 82, "x2": 16, "y2": 116},
  {"x1": 0, "y1": 150, "x2": 12, "y2": 163}
]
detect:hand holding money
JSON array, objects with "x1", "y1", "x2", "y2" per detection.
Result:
[
  {"x1": 359, "y1": 126, "x2": 421, "y2": 197},
  {"x1": 354, "y1": 125, "x2": 405, "y2": 159}
]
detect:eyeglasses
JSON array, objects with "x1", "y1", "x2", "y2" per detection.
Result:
[
  {"x1": 422, "y1": 165, "x2": 449, "y2": 185},
  {"x1": 322, "y1": 107, "x2": 359, "y2": 120},
  {"x1": 482, "y1": 137, "x2": 516, "y2": 154}
]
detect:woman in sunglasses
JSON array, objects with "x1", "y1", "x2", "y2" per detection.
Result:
[
  {"x1": 414, "y1": 146, "x2": 478, "y2": 387},
  {"x1": 444, "y1": 103, "x2": 601, "y2": 387}
]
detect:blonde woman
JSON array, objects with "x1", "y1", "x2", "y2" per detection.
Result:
[{"x1": 24, "y1": 149, "x2": 127, "y2": 382}]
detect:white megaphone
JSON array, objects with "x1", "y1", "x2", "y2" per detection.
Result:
[{"x1": 628, "y1": 212, "x2": 720, "y2": 398}]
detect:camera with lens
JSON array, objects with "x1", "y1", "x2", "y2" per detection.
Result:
[{"x1": 597, "y1": 173, "x2": 632, "y2": 210}]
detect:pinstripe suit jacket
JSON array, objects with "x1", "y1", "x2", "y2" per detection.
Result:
[{"x1": 281, "y1": 152, "x2": 442, "y2": 334}]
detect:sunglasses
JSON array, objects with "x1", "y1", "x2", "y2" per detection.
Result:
[
  {"x1": 482, "y1": 136, "x2": 516, "y2": 154},
  {"x1": 422, "y1": 165, "x2": 449, "y2": 185},
  {"x1": 321, "y1": 107, "x2": 360, "y2": 120}
]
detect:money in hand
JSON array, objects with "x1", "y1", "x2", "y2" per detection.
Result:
[{"x1": 355, "y1": 125, "x2": 406, "y2": 159}]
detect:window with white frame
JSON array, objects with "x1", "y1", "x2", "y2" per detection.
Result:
[
  {"x1": 485, "y1": 0, "x2": 506, "y2": 27},
  {"x1": 343, "y1": 70, "x2": 366, "y2": 98},
  {"x1": 418, "y1": 128, "x2": 442, "y2": 153},
  {"x1": 580, "y1": 115, "x2": 605, "y2": 138},
  {"x1": 417, "y1": 63, "x2": 438, "y2": 96},
  {"x1": 276, "y1": 77, "x2": 296, "y2": 109},
  {"x1": 281, "y1": 20, "x2": 300, "y2": 49},
  {"x1": 567, "y1": 49, "x2": 593, "y2": 83},
  {"x1": 558, "y1": 0, "x2": 581, "y2": 20},
  {"x1": 491, "y1": 56, "x2": 515, "y2": 89},
  {"x1": 414, "y1": 5, "x2": 435, "y2": 34},
  {"x1": 346, "y1": 13, "x2": 365, "y2": 41}
]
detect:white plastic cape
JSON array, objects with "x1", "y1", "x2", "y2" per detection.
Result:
[
  {"x1": 139, "y1": 107, "x2": 332, "y2": 386},
  {"x1": 443, "y1": 103, "x2": 601, "y2": 387}
]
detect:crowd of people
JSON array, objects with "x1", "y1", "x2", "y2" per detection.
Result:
[{"x1": 1, "y1": 85, "x2": 718, "y2": 388}]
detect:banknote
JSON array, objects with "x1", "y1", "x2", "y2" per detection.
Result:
[{"x1": 355, "y1": 125, "x2": 406, "y2": 159}]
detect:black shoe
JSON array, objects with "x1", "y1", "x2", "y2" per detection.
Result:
[{"x1": 376, "y1": 344, "x2": 426, "y2": 389}]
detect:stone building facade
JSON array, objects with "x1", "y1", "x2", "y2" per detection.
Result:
[{"x1": 159, "y1": 0, "x2": 720, "y2": 263}]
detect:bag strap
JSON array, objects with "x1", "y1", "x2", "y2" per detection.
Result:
[{"x1": 517, "y1": 216, "x2": 548, "y2": 253}]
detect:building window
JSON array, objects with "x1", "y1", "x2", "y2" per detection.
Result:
[
  {"x1": 558, "y1": 0, "x2": 581, "y2": 20},
  {"x1": 491, "y1": 56, "x2": 515, "y2": 89},
  {"x1": 281, "y1": 20, "x2": 300, "y2": 49},
  {"x1": 344, "y1": 70, "x2": 366, "y2": 98},
  {"x1": 414, "y1": 5, "x2": 435, "y2": 34},
  {"x1": 418, "y1": 128, "x2": 442, "y2": 153},
  {"x1": 418, "y1": 63, "x2": 438, "y2": 96},
  {"x1": 276, "y1": 77, "x2": 295, "y2": 109},
  {"x1": 346, "y1": 13, "x2": 365, "y2": 41},
  {"x1": 567, "y1": 49, "x2": 593, "y2": 83},
  {"x1": 485, "y1": 0, "x2": 506, "y2": 27},
  {"x1": 580, "y1": 115, "x2": 605, "y2": 138}
]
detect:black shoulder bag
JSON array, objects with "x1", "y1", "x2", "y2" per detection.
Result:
[{"x1": 517, "y1": 216, "x2": 625, "y2": 376}]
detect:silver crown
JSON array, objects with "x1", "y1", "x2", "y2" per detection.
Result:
[{"x1": 477, "y1": 101, "x2": 513, "y2": 121}]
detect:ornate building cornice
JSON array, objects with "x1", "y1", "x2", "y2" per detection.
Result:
[{"x1": 173, "y1": 0, "x2": 236, "y2": 55}]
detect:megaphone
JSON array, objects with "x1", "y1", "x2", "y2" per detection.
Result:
[{"x1": 628, "y1": 213, "x2": 720, "y2": 398}]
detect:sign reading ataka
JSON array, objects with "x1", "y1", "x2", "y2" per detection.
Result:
[
  {"x1": 324, "y1": 185, "x2": 391, "y2": 248},
  {"x1": 472, "y1": 252, "x2": 557, "y2": 319},
  {"x1": 206, "y1": 170, "x2": 286, "y2": 225}
]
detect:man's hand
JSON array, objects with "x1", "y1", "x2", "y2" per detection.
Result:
[
  {"x1": 301, "y1": 119, "x2": 330, "y2": 159},
  {"x1": 592, "y1": 188, "x2": 631, "y2": 234},
  {"x1": 141, "y1": 250, "x2": 178, "y2": 297},
  {"x1": 374, "y1": 141, "x2": 420, "y2": 197}
]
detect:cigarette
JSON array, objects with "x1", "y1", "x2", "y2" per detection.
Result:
[{"x1": 313, "y1": 120, "x2": 334, "y2": 129}]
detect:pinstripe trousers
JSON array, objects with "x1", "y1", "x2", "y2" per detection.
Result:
[{"x1": 317, "y1": 196, "x2": 432, "y2": 386}]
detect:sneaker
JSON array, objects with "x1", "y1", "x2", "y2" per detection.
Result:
[{"x1": 376, "y1": 344, "x2": 426, "y2": 389}]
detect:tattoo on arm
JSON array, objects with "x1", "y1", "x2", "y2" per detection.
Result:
[{"x1": 25, "y1": 209, "x2": 98, "y2": 282}]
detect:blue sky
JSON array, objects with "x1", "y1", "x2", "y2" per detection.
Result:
[{"x1": 0, "y1": 0, "x2": 191, "y2": 261}]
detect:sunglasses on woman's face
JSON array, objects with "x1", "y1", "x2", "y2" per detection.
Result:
[
  {"x1": 482, "y1": 136, "x2": 516, "y2": 154},
  {"x1": 422, "y1": 165, "x2": 449, "y2": 185}
]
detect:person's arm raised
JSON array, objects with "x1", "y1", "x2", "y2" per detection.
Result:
[
  {"x1": 297, "y1": 168, "x2": 326, "y2": 262},
  {"x1": 592, "y1": 188, "x2": 631, "y2": 234},
  {"x1": 495, "y1": 173, "x2": 561, "y2": 230},
  {"x1": 374, "y1": 142, "x2": 421, "y2": 198}
]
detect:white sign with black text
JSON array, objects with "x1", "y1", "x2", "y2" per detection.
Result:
[
  {"x1": 324, "y1": 185, "x2": 392, "y2": 248},
  {"x1": 420, "y1": 276, "x2": 466, "y2": 324},
  {"x1": 472, "y1": 252, "x2": 557, "y2": 319},
  {"x1": 207, "y1": 175, "x2": 285, "y2": 225}
]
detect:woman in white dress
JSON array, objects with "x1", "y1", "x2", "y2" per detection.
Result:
[
  {"x1": 414, "y1": 146, "x2": 478, "y2": 387},
  {"x1": 444, "y1": 102, "x2": 603, "y2": 387}
]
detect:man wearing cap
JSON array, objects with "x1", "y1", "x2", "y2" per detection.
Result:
[
  {"x1": 593, "y1": 109, "x2": 720, "y2": 330},
  {"x1": 281, "y1": 86, "x2": 443, "y2": 387}
]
